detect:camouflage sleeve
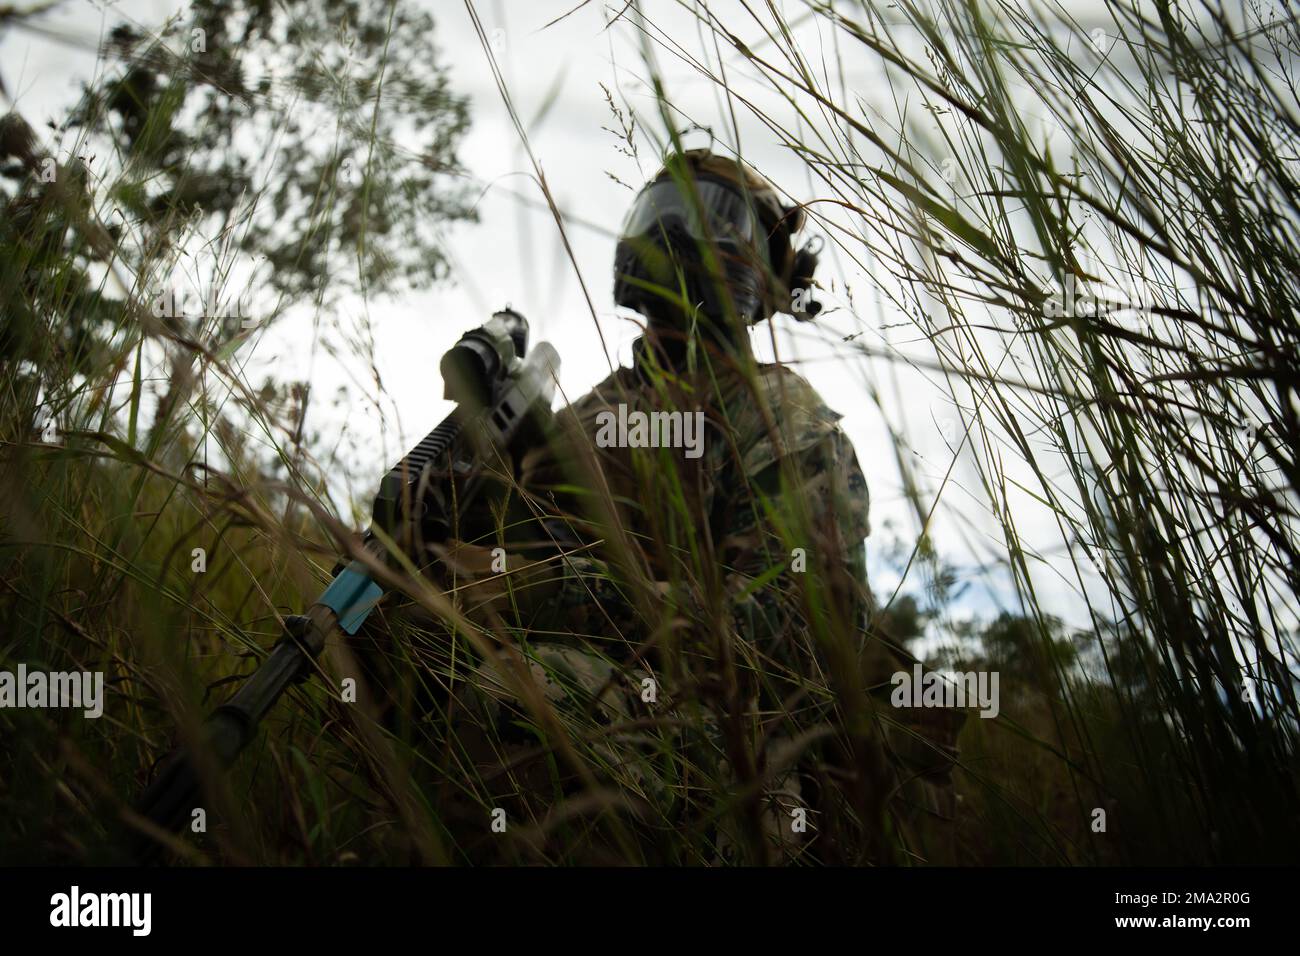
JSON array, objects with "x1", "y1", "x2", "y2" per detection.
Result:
[
  {"x1": 711, "y1": 366, "x2": 874, "y2": 697},
  {"x1": 431, "y1": 461, "x2": 649, "y2": 644},
  {"x1": 715, "y1": 369, "x2": 964, "y2": 856}
]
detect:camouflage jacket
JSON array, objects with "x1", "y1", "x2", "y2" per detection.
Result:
[
  {"x1": 432, "y1": 334, "x2": 960, "y2": 860},
  {"x1": 444, "y1": 334, "x2": 874, "y2": 693}
]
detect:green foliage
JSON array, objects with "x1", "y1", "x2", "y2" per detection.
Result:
[{"x1": 2, "y1": 0, "x2": 1299, "y2": 866}]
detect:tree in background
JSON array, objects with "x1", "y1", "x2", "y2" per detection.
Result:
[
  {"x1": 0, "y1": 0, "x2": 475, "y2": 864},
  {"x1": 2, "y1": 0, "x2": 473, "y2": 446}
]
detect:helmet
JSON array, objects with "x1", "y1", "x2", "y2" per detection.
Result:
[{"x1": 613, "y1": 149, "x2": 819, "y2": 329}]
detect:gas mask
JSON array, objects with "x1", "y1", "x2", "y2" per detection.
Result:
[
  {"x1": 613, "y1": 158, "x2": 821, "y2": 336},
  {"x1": 613, "y1": 174, "x2": 767, "y2": 332}
]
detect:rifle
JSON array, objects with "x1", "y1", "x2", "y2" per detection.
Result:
[{"x1": 131, "y1": 309, "x2": 559, "y2": 862}]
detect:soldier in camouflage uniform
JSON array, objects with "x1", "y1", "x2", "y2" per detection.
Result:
[{"x1": 423, "y1": 150, "x2": 963, "y2": 864}]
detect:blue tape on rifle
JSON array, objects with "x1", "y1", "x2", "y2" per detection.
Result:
[{"x1": 317, "y1": 564, "x2": 383, "y2": 634}]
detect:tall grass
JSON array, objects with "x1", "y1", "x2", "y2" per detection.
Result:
[
  {"x1": 1, "y1": 0, "x2": 1297, "y2": 865},
  {"x1": 627, "y1": 0, "x2": 1300, "y2": 862}
]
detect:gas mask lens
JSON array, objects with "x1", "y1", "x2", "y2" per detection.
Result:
[{"x1": 620, "y1": 178, "x2": 761, "y2": 247}]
